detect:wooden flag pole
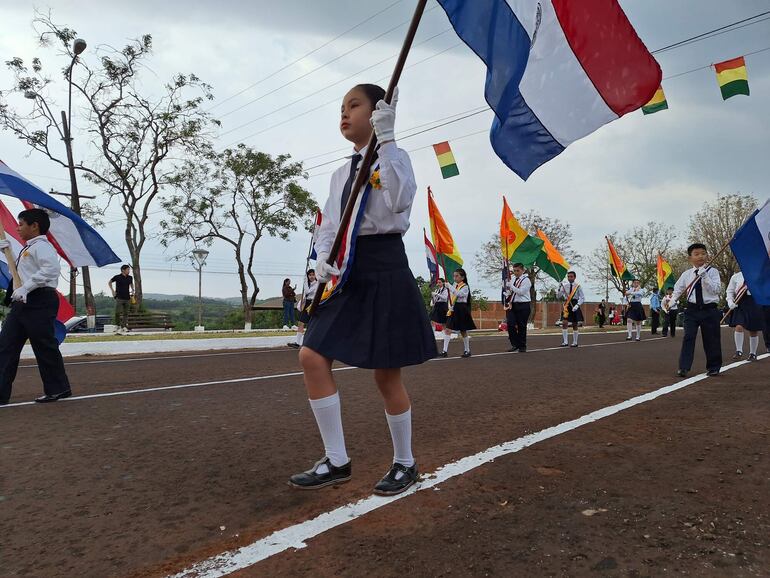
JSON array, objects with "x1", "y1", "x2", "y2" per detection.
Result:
[
  {"x1": 309, "y1": 0, "x2": 429, "y2": 316},
  {"x1": 720, "y1": 283, "x2": 749, "y2": 324},
  {"x1": 0, "y1": 218, "x2": 22, "y2": 290}
]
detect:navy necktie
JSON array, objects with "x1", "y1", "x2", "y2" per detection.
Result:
[
  {"x1": 695, "y1": 272, "x2": 705, "y2": 305},
  {"x1": 340, "y1": 154, "x2": 362, "y2": 213}
]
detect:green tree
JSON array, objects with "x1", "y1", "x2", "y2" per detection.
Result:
[{"x1": 162, "y1": 145, "x2": 317, "y2": 327}]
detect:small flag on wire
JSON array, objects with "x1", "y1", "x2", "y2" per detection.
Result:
[
  {"x1": 642, "y1": 86, "x2": 668, "y2": 115},
  {"x1": 432, "y1": 141, "x2": 459, "y2": 179},
  {"x1": 714, "y1": 56, "x2": 749, "y2": 100}
]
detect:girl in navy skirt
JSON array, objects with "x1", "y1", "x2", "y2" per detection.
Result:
[
  {"x1": 429, "y1": 278, "x2": 449, "y2": 330},
  {"x1": 288, "y1": 269, "x2": 317, "y2": 349},
  {"x1": 289, "y1": 84, "x2": 435, "y2": 496},
  {"x1": 625, "y1": 279, "x2": 646, "y2": 341},
  {"x1": 442, "y1": 268, "x2": 476, "y2": 358},
  {"x1": 727, "y1": 270, "x2": 763, "y2": 361}
]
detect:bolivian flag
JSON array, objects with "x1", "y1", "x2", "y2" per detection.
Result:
[
  {"x1": 606, "y1": 236, "x2": 635, "y2": 282},
  {"x1": 656, "y1": 254, "x2": 676, "y2": 291},
  {"x1": 642, "y1": 86, "x2": 668, "y2": 115},
  {"x1": 428, "y1": 187, "x2": 463, "y2": 279},
  {"x1": 535, "y1": 229, "x2": 570, "y2": 282},
  {"x1": 432, "y1": 141, "x2": 459, "y2": 179},
  {"x1": 500, "y1": 197, "x2": 543, "y2": 267},
  {"x1": 715, "y1": 56, "x2": 749, "y2": 100}
]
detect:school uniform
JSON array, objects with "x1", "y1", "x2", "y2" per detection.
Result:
[
  {"x1": 670, "y1": 266, "x2": 722, "y2": 375},
  {"x1": 557, "y1": 280, "x2": 584, "y2": 323},
  {"x1": 505, "y1": 274, "x2": 531, "y2": 351},
  {"x1": 303, "y1": 142, "x2": 436, "y2": 369},
  {"x1": 445, "y1": 282, "x2": 476, "y2": 332},
  {"x1": 661, "y1": 295, "x2": 679, "y2": 337},
  {"x1": 297, "y1": 280, "x2": 318, "y2": 325},
  {"x1": 0, "y1": 235, "x2": 71, "y2": 403},
  {"x1": 726, "y1": 272, "x2": 764, "y2": 331},
  {"x1": 626, "y1": 288, "x2": 647, "y2": 322},
  {"x1": 429, "y1": 286, "x2": 449, "y2": 324},
  {"x1": 649, "y1": 292, "x2": 661, "y2": 334}
]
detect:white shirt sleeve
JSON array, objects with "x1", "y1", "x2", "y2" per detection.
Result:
[
  {"x1": 576, "y1": 286, "x2": 585, "y2": 306},
  {"x1": 701, "y1": 267, "x2": 722, "y2": 296},
  {"x1": 21, "y1": 242, "x2": 61, "y2": 292},
  {"x1": 376, "y1": 142, "x2": 417, "y2": 215},
  {"x1": 670, "y1": 271, "x2": 689, "y2": 304},
  {"x1": 314, "y1": 181, "x2": 340, "y2": 259}
]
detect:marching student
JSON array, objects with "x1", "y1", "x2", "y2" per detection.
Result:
[
  {"x1": 726, "y1": 269, "x2": 763, "y2": 362},
  {"x1": 288, "y1": 269, "x2": 317, "y2": 349},
  {"x1": 429, "y1": 277, "x2": 449, "y2": 331},
  {"x1": 624, "y1": 279, "x2": 646, "y2": 342},
  {"x1": 504, "y1": 262, "x2": 531, "y2": 353},
  {"x1": 556, "y1": 271, "x2": 584, "y2": 347},
  {"x1": 442, "y1": 268, "x2": 476, "y2": 358},
  {"x1": 649, "y1": 287, "x2": 662, "y2": 335},
  {"x1": 289, "y1": 84, "x2": 435, "y2": 496},
  {"x1": 661, "y1": 286, "x2": 679, "y2": 337},
  {"x1": 0, "y1": 208, "x2": 71, "y2": 404},
  {"x1": 670, "y1": 243, "x2": 722, "y2": 377}
]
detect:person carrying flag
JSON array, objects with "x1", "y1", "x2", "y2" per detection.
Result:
[
  {"x1": 557, "y1": 271, "x2": 585, "y2": 347},
  {"x1": 0, "y1": 208, "x2": 71, "y2": 404}
]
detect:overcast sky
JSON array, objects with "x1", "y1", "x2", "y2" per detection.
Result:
[{"x1": 1, "y1": 0, "x2": 768, "y2": 302}]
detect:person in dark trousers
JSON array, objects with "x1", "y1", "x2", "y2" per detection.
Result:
[
  {"x1": 649, "y1": 287, "x2": 661, "y2": 335},
  {"x1": 596, "y1": 300, "x2": 606, "y2": 328},
  {"x1": 763, "y1": 306, "x2": 770, "y2": 353},
  {"x1": 108, "y1": 265, "x2": 134, "y2": 330},
  {"x1": 661, "y1": 286, "x2": 679, "y2": 337},
  {"x1": 0, "y1": 209, "x2": 71, "y2": 404},
  {"x1": 504, "y1": 262, "x2": 531, "y2": 353},
  {"x1": 281, "y1": 278, "x2": 297, "y2": 329},
  {"x1": 670, "y1": 243, "x2": 722, "y2": 378}
]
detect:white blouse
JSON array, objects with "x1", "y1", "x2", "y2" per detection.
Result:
[{"x1": 446, "y1": 283, "x2": 470, "y2": 304}]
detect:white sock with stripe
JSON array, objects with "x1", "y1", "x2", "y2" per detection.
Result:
[
  {"x1": 734, "y1": 331, "x2": 744, "y2": 353},
  {"x1": 309, "y1": 392, "x2": 349, "y2": 470},
  {"x1": 386, "y1": 408, "x2": 415, "y2": 475},
  {"x1": 749, "y1": 335, "x2": 759, "y2": 355}
]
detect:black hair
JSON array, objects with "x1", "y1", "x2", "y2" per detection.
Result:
[
  {"x1": 567, "y1": 270, "x2": 577, "y2": 277},
  {"x1": 283, "y1": 278, "x2": 291, "y2": 285},
  {"x1": 455, "y1": 268, "x2": 468, "y2": 283},
  {"x1": 306, "y1": 269, "x2": 315, "y2": 281},
  {"x1": 18, "y1": 208, "x2": 50, "y2": 234},
  {"x1": 687, "y1": 243, "x2": 707, "y2": 255},
  {"x1": 512, "y1": 262, "x2": 524, "y2": 269},
  {"x1": 121, "y1": 264, "x2": 130, "y2": 271},
  {"x1": 352, "y1": 83, "x2": 386, "y2": 109}
]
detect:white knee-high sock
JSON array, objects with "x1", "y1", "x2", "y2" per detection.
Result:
[
  {"x1": 636, "y1": 324, "x2": 641, "y2": 339},
  {"x1": 442, "y1": 333, "x2": 451, "y2": 352},
  {"x1": 385, "y1": 408, "x2": 415, "y2": 468},
  {"x1": 309, "y1": 392, "x2": 349, "y2": 468},
  {"x1": 749, "y1": 335, "x2": 759, "y2": 355},
  {"x1": 734, "y1": 330, "x2": 744, "y2": 352},
  {"x1": 627, "y1": 320, "x2": 633, "y2": 338},
  {"x1": 462, "y1": 335, "x2": 470, "y2": 352},
  {"x1": 296, "y1": 332, "x2": 304, "y2": 345},
  {"x1": 572, "y1": 330, "x2": 579, "y2": 345},
  {"x1": 562, "y1": 329, "x2": 568, "y2": 345}
]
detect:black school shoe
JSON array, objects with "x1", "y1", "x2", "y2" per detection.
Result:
[
  {"x1": 748, "y1": 353, "x2": 758, "y2": 362},
  {"x1": 677, "y1": 369, "x2": 688, "y2": 378},
  {"x1": 439, "y1": 351, "x2": 448, "y2": 358},
  {"x1": 34, "y1": 390, "x2": 72, "y2": 403},
  {"x1": 461, "y1": 351, "x2": 471, "y2": 358},
  {"x1": 287, "y1": 342, "x2": 300, "y2": 349},
  {"x1": 706, "y1": 369, "x2": 721, "y2": 377},
  {"x1": 373, "y1": 463, "x2": 419, "y2": 496},
  {"x1": 288, "y1": 457, "x2": 351, "y2": 490}
]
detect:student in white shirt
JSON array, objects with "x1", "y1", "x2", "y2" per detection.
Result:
[
  {"x1": 726, "y1": 269, "x2": 763, "y2": 361},
  {"x1": 556, "y1": 271, "x2": 584, "y2": 347},
  {"x1": 0, "y1": 209, "x2": 71, "y2": 404},
  {"x1": 443, "y1": 268, "x2": 477, "y2": 357},
  {"x1": 429, "y1": 277, "x2": 449, "y2": 331},
  {"x1": 624, "y1": 279, "x2": 646, "y2": 342},
  {"x1": 289, "y1": 84, "x2": 434, "y2": 497},
  {"x1": 660, "y1": 287, "x2": 679, "y2": 337},
  {"x1": 504, "y1": 262, "x2": 532, "y2": 352},
  {"x1": 670, "y1": 243, "x2": 722, "y2": 377},
  {"x1": 288, "y1": 268, "x2": 318, "y2": 349}
]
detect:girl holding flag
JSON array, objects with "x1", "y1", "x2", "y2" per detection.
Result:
[
  {"x1": 289, "y1": 84, "x2": 435, "y2": 496},
  {"x1": 624, "y1": 279, "x2": 647, "y2": 341},
  {"x1": 429, "y1": 277, "x2": 449, "y2": 330},
  {"x1": 442, "y1": 268, "x2": 476, "y2": 358},
  {"x1": 726, "y1": 269, "x2": 763, "y2": 361}
]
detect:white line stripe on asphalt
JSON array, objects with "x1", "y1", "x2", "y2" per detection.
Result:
[{"x1": 168, "y1": 353, "x2": 769, "y2": 578}]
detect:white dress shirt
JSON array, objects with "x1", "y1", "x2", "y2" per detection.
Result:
[
  {"x1": 661, "y1": 295, "x2": 679, "y2": 312},
  {"x1": 557, "y1": 281, "x2": 584, "y2": 305},
  {"x1": 446, "y1": 283, "x2": 470, "y2": 303},
  {"x1": 314, "y1": 142, "x2": 417, "y2": 258},
  {"x1": 726, "y1": 272, "x2": 749, "y2": 307},
  {"x1": 506, "y1": 275, "x2": 532, "y2": 302},
  {"x1": 431, "y1": 286, "x2": 449, "y2": 304},
  {"x1": 626, "y1": 288, "x2": 644, "y2": 303},
  {"x1": 15, "y1": 235, "x2": 60, "y2": 292},
  {"x1": 670, "y1": 266, "x2": 721, "y2": 305}
]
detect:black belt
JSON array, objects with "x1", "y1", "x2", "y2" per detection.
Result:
[{"x1": 687, "y1": 303, "x2": 717, "y2": 310}]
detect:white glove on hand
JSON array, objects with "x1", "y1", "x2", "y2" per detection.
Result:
[
  {"x1": 0, "y1": 239, "x2": 10, "y2": 250},
  {"x1": 370, "y1": 86, "x2": 398, "y2": 142},
  {"x1": 728, "y1": 301, "x2": 737, "y2": 310},
  {"x1": 572, "y1": 305, "x2": 580, "y2": 312},
  {"x1": 11, "y1": 286, "x2": 28, "y2": 303},
  {"x1": 315, "y1": 255, "x2": 340, "y2": 283}
]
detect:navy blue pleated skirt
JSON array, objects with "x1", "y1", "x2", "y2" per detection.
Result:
[
  {"x1": 627, "y1": 301, "x2": 647, "y2": 322},
  {"x1": 303, "y1": 234, "x2": 437, "y2": 369},
  {"x1": 728, "y1": 294, "x2": 764, "y2": 331}
]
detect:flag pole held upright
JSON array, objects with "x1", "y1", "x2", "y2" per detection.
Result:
[
  {"x1": 0, "y1": 218, "x2": 22, "y2": 290},
  {"x1": 309, "y1": 0, "x2": 429, "y2": 317}
]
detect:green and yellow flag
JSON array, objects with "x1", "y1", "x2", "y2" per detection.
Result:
[
  {"x1": 535, "y1": 229, "x2": 570, "y2": 282},
  {"x1": 500, "y1": 196, "x2": 543, "y2": 267},
  {"x1": 642, "y1": 86, "x2": 668, "y2": 115},
  {"x1": 428, "y1": 187, "x2": 463, "y2": 279},
  {"x1": 606, "y1": 236, "x2": 635, "y2": 282},
  {"x1": 714, "y1": 56, "x2": 749, "y2": 100},
  {"x1": 656, "y1": 254, "x2": 676, "y2": 291}
]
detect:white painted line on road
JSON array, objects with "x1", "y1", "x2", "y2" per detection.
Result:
[{"x1": 168, "y1": 353, "x2": 769, "y2": 578}]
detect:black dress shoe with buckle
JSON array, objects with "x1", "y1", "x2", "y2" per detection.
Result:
[
  {"x1": 373, "y1": 462, "x2": 418, "y2": 496},
  {"x1": 288, "y1": 457, "x2": 351, "y2": 490},
  {"x1": 34, "y1": 390, "x2": 72, "y2": 403}
]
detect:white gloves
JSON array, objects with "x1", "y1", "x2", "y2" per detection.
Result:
[
  {"x1": 315, "y1": 255, "x2": 340, "y2": 283},
  {"x1": 728, "y1": 301, "x2": 737, "y2": 310},
  {"x1": 0, "y1": 239, "x2": 10, "y2": 250},
  {"x1": 11, "y1": 286, "x2": 28, "y2": 303},
  {"x1": 370, "y1": 86, "x2": 398, "y2": 143},
  {"x1": 572, "y1": 305, "x2": 580, "y2": 312}
]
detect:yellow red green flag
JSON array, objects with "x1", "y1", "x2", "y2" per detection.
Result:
[{"x1": 428, "y1": 187, "x2": 463, "y2": 279}]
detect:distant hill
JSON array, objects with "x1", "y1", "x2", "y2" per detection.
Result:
[{"x1": 144, "y1": 293, "x2": 280, "y2": 305}]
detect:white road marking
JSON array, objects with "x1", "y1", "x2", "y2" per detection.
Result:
[{"x1": 168, "y1": 353, "x2": 769, "y2": 578}]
